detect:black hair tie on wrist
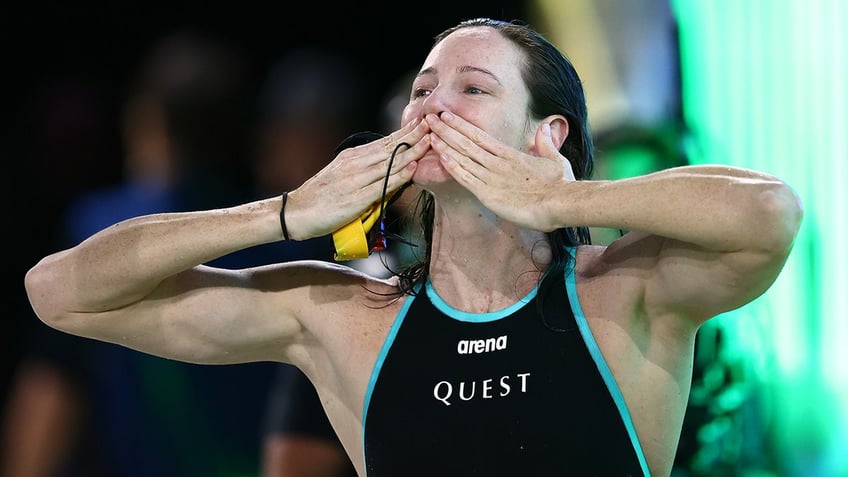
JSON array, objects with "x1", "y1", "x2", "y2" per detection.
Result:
[{"x1": 280, "y1": 191, "x2": 290, "y2": 241}]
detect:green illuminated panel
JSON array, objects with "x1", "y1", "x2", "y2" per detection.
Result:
[{"x1": 672, "y1": 0, "x2": 848, "y2": 475}]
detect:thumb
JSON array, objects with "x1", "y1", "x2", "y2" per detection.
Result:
[
  {"x1": 535, "y1": 121, "x2": 575, "y2": 182},
  {"x1": 535, "y1": 123, "x2": 561, "y2": 160}
]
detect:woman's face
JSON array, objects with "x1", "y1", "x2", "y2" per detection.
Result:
[{"x1": 403, "y1": 27, "x2": 534, "y2": 187}]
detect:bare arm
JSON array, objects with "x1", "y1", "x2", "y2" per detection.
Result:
[
  {"x1": 26, "y1": 199, "x2": 283, "y2": 316},
  {"x1": 23, "y1": 120, "x2": 427, "y2": 364},
  {"x1": 23, "y1": 198, "x2": 302, "y2": 363},
  {"x1": 427, "y1": 112, "x2": 803, "y2": 322},
  {"x1": 561, "y1": 165, "x2": 803, "y2": 321}
]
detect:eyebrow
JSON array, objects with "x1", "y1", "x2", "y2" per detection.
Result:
[{"x1": 416, "y1": 65, "x2": 503, "y2": 85}]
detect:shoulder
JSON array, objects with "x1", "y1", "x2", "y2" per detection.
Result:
[
  {"x1": 574, "y1": 232, "x2": 665, "y2": 277},
  {"x1": 570, "y1": 241, "x2": 655, "y2": 318},
  {"x1": 572, "y1": 236, "x2": 702, "y2": 338},
  {"x1": 262, "y1": 261, "x2": 406, "y2": 382}
]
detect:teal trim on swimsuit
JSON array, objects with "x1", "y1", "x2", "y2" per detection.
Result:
[
  {"x1": 361, "y1": 283, "x2": 420, "y2": 474},
  {"x1": 362, "y1": 248, "x2": 650, "y2": 476},
  {"x1": 564, "y1": 246, "x2": 652, "y2": 477},
  {"x1": 360, "y1": 280, "x2": 536, "y2": 473},
  {"x1": 424, "y1": 278, "x2": 539, "y2": 322}
]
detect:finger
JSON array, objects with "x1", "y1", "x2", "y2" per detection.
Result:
[
  {"x1": 383, "y1": 134, "x2": 429, "y2": 178},
  {"x1": 385, "y1": 160, "x2": 418, "y2": 195},
  {"x1": 426, "y1": 113, "x2": 490, "y2": 165},
  {"x1": 424, "y1": 115, "x2": 492, "y2": 182},
  {"x1": 430, "y1": 133, "x2": 487, "y2": 190},
  {"x1": 429, "y1": 112, "x2": 517, "y2": 163},
  {"x1": 431, "y1": 122, "x2": 515, "y2": 190},
  {"x1": 367, "y1": 132, "x2": 428, "y2": 196},
  {"x1": 338, "y1": 120, "x2": 418, "y2": 167},
  {"x1": 335, "y1": 140, "x2": 388, "y2": 171},
  {"x1": 398, "y1": 117, "x2": 430, "y2": 147},
  {"x1": 336, "y1": 122, "x2": 424, "y2": 183},
  {"x1": 378, "y1": 118, "x2": 424, "y2": 155}
]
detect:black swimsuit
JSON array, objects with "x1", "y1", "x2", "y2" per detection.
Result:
[{"x1": 362, "y1": 251, "x2": 650, "y2": 476}]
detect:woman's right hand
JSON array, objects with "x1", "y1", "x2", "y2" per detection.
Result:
[{"x1": 283, "y1": 119, "x2": 430, "y2": 240}]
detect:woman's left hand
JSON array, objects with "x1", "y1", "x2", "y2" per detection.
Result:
[{"x1": 426, "y1": 112, "x2": 573, "y2": 232}]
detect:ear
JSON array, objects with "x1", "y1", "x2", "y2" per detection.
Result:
[
  {"x1": 544, "y1": 115, "x2": 569, "y2": 150},
  {"x1": 527, "y1": 115, "x2": 569, "y2": 155}
]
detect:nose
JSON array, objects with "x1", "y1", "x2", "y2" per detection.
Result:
[{"x1": 422, "y1": 86, "x2": 448, "y2": 119}]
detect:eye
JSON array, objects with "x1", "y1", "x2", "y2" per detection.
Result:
[
  {"x1": 465, "y1": 86, "x2": 485, "y2": 95},
  {"x1": 412, "y1": 87, "x2": 431, "y2": 99}
]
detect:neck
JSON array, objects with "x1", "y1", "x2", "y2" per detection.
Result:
[{"x1": 427, "y1": 201, "x2": 550, "y2": 313}]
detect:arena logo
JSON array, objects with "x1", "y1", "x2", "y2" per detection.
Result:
[{"x1": 456, "y1": 334, "x2": 508, "y2": 354}]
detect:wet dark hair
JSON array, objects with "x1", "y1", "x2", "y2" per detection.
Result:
[{"x1": 392, "y1": 18, "x2": 594, "y2": 298}]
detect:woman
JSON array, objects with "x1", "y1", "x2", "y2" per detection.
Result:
[{"x1": 25, "y1": 18, "x2": 802, "y2": 477}]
